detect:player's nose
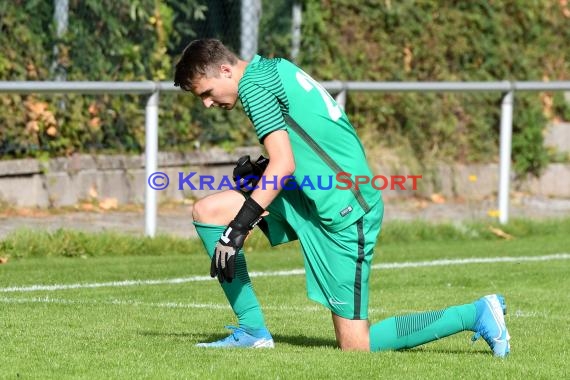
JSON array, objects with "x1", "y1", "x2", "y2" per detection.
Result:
[{"x1": 203, "y1": 98, "x2": 214, "y2": 108}]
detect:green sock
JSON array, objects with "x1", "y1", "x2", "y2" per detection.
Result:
[
  {"x1": 369, "y1": 303, "x2": 476, "y2": 352},
  {"x1": 194, "y1": 222, "x2": 266, "y2": 330}
]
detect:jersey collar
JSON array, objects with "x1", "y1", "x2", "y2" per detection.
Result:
[{"x1": 246, "y1": 55, "x2": 262, "y2": 71}]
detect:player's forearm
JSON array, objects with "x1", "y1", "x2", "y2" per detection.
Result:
[
  {"x1": 249, "y1": 159, "x2": 294, "y2": 208},
  {"x1": 250, "y1": 129, "x2": 296, "y2": 209}
]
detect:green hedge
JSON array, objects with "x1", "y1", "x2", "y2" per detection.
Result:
[
  {"x1": 298, "y1": 0, "x2": 569, "y2": 176},
  {"x1": 1, "y1": 0, "x2": 569, "y2": 177},
  {"x1": 0, "y1": 0, "x2": 219, "y2": 157}
]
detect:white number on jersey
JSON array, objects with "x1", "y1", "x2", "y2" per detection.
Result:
[{"x1": 295, "y1": 71, "x2": 342, "y2": 121}]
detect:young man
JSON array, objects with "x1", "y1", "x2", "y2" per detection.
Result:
[{"x1": 173, "y1": 39, "x2": 510, "y2": 356}]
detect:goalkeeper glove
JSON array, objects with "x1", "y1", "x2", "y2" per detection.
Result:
[
  {"x1": 233, "y1": 155, "x2": 269, "y2": 191},
  {"x1": 211, "y1": 197, "x2": 265, "y2": 283}
]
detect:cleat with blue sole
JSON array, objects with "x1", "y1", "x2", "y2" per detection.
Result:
[
  {"x1": 472, "y1": 294, "x2": 511, "y2": 357},
  {"x1": 196, "y1": 326, "x2": 274, "y2": 348}
]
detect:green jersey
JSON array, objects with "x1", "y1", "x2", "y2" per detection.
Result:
[{"x1": 238, "y1": 55, "x2": 381, "y2": 232}]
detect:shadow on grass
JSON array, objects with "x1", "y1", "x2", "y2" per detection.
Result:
[
  {"x1": 138, "y1": 330, "x2": 337, "y2": 348},
  {"x1": 139, "y1": 330, "x2": 196, "y2": 339},
  {"x1": 139, "y1": 330, "x2": 492, "y2": 356},
  {"x1": 399, "y1": 347, "x2": 492, "y2": 356},
  {"x1": 272, "y1": 333, "x2": 337, "y2": 348}
]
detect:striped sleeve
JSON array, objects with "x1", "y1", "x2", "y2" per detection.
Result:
[{"x1": 239, "y1": 82, "x2": 287, "y2": 142}]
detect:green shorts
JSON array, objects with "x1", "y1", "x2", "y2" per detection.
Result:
[{"x1": 256, "y1": 188, "x2": 383, "y2": 320}]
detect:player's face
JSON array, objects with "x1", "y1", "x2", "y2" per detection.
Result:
[{"x1": 191, "y1": 65, "x2": 239, "y2": 110}]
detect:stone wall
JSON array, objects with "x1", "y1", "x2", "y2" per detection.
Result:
[
  {"x1": 544, "y1": 122, "x2": 570, "y2": 153},
  {"x1": 0, "y1": 146, "x2": 569, "y2": 208},
  {"x1": 0, "y1": 147, "x2": 262, "y2": 208}
]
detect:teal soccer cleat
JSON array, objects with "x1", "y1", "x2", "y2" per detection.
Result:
[
  {"x1": 472, "y1": 294, "x2": 511, "y2": 357},
  {"x1": 196, "y1": 326, "x2": 275, "y2": 348}
]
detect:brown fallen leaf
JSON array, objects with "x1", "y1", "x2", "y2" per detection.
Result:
[
  {"x1": 46, "y1": 126, "x2": 58, "y2": 137},
  {"x1": 430, "y1": 193, "x2": 446, "y2": 204},
  {"x1": 0, "y1": 257, "x2": 8, "y2": 264},
  {"x1": 88, "y1": 186, "x2": 99, "y2": 199},
  {"x1": 80, "y1": 203, "x2": 96, "y2": 212},
  {"x1": 99, "y1": 198, "x2": 118, "y2": 211},
  {"x1": 488, "y1": 226, "x2": 514, "y2": 240},
  {"x1": 25, "y1": 100, "x2": 48, "y2": 117}
]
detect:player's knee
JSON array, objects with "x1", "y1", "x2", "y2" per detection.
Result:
[
  {"x1": 192, "y1": 198, "x2": 216, "y2": 222},
  {"x1": 332, "y1": 315, "x2": 370, "y2": 352},
  {"x1": 337, "y1": 338, "x2": 370, "y2": 352},
  {"x1": 192, "y1": 192, "x2": 243, "y2": 224}
]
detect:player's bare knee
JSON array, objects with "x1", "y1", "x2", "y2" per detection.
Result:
[
  {"x1": 332, "y1": 314, "x2": 370, "y2": 352},
  {"x1": 338, "y1": 339, "x2": 369, "y2": 352},
  {"x1": 192, "y1": 198, "x2": 215, "y2": 222},
  {"x1": 192, "y1": 191, "x2": 246, "y2": 224},
  {"x1": 337, "y1": 334, "x2": 370, "y2": 351}
]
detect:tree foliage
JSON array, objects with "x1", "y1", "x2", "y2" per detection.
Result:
[
  {"x1": 298, "y1": 0, "x2": 570, "y2": 176},
  {"x1": 1, "y1": 0, "x2": 569, "y2": 177}
]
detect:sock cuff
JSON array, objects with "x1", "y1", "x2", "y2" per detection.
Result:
[{"x1": 193, "y1": 221, "x2": 225, "y2": 229}]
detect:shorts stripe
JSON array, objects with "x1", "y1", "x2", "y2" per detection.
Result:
[{"x1": 353, "y1": 218, "x2": 365, "y2": 319}]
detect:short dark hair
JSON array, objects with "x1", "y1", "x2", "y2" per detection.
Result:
[{"x1": 174, "y1": 39, "x2": 239, "y2": 91}]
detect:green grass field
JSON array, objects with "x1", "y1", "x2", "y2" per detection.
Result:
[{"x1": 1, "y1": 219, "x2": 569, "y2": 379}]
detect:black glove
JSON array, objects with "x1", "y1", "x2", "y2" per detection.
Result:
[
  {"x1": 211, "y1": 197, "x2": 265, "y2": 283},
  {"x1": 233, "y1": 155, "x2": 269, "y2": 191},
  {"x1": 210, "y1": 220, "x2": 248, "y2": 283}
]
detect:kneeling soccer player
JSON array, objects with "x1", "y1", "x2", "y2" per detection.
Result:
[{"x1": 173, "y1": 39, "x2": 510, "y2": 356}]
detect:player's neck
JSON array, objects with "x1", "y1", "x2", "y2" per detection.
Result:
[{"x1": 232, "y1": 59, "x2": 248, "y2": 83}]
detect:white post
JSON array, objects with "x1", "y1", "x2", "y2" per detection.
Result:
[
  {"x1": 145, "y1": 91, "x2": 159, "y2": 237},
  {"x1": 291, "y1": 2, "x2": 302, "y2": 62},
  {"x1": 335, "y1": 89, "x2": 347, "y2": 110},
  {"x1": 240, "y1": 0, "x2": 261, "y2": 60},
  {"x1": 498, "y1": 91, "x2": 514, "y2": 225},
  {"x1": 52, "y1": 0, "x2": 69, "y2": 81}
]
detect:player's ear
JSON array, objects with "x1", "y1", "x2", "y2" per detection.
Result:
[{"x1": 219, "y1": 64, "x2": 232, "y2": 79}]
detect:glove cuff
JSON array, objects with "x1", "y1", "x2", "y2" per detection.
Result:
[
  {"x1": 232, "y1": 197, "x2": 265, "y2": 230},
  {"x1": 232, "y1": 155, "x2": 269, "y2": 192}
]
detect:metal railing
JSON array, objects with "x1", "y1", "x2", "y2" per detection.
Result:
[{"x1": 1, "y1": 80, "x2": 569, "y2": 236}]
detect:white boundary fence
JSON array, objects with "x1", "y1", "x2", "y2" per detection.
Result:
[{"x1": 1, "y1": 80, "x2": 569, "y2": 236}]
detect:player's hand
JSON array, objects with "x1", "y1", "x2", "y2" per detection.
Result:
[
  {"x1": 210, "y1": 220, "x2": 249, "y2": 283},
  {"x1": 210, "y1": 197, "x2": 265, "y2": 283},
  {"x1": 233, "y1": 155, "x2": 269, "y2": 191}
]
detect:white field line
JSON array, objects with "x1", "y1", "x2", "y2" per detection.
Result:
[
  {"x1": 0, "y1": 295, "x2": 553, "y2": 319},
  {"x1": 0, "y1": 253, "x2": 569, "y2": 294},
  {"x1": 0, "y1": 296, "x2": 314, "y2": 312}
]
